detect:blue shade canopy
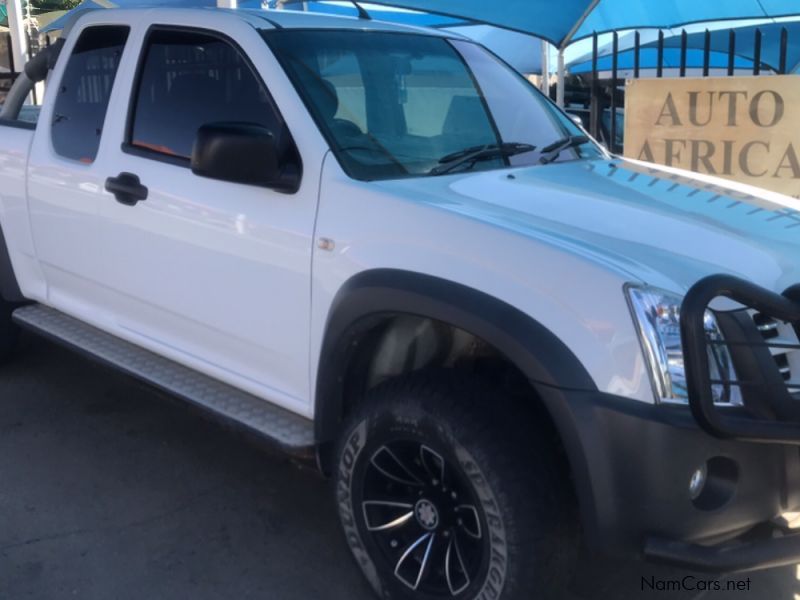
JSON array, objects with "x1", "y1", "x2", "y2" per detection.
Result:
[
  {"x1": 345, "y1": 0, "x2": 596, "y2": 45},
  {"x1": 349, "y1": 0, "x2": 800, "y2": 46},
  {"x1": 574, "y1": 0, "x2": 800, "y2": 42}
]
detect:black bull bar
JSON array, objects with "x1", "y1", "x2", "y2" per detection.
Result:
[
  {"x1": 681, "y1": 274, "x2": 800, "y2": 444},
  {"x1": 645, "y1": 274, "x2": 800, "y2": 573}
]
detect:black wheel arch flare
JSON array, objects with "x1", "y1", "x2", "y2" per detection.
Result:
[{"x1": 314, "y1": 268, "x2": 598, "y2": 470}]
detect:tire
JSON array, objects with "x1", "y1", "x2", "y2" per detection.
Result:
[{"x1": 334, "y1": 371, "x2": 578, "y2": 600}]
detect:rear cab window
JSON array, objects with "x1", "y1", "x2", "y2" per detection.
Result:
[{"x1": 51, "y1": 25, "x2": 129, "y2": 163}]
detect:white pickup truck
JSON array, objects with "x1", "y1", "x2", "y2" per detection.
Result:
[{"x1": 2, "y1": 7, "x2": 800, "y2": 600}]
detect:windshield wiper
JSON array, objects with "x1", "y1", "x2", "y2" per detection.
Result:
[
  {"x1": 538, "y1": 135, "x2": 590, "y2": 164},
  {"x1": 429, "y1": 142, "x2": 536, "y2": 176}
]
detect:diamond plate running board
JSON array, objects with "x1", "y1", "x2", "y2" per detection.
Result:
[{"x1": 13, "y1": 304, "x2": 315, "y2": 452}]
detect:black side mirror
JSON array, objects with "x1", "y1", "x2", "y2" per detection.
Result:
[{"x1": 191, "y1": 122, "x2": 300, "y2": 193}]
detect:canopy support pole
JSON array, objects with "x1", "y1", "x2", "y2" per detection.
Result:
[
  {"x1": 7, "y1": 0, "x2": 27, "y2": 75},
  {"x1": 557, "y1": 0, "x2": 601, "y2": 109},
  {"x1": 556, "y1": 48, "x2": 565, "y2": 107},
  {"x1": 540, "y1": 39, "x2": 549, "y2": 95},
  {"x1": 560, "y1": 0, "x2": 602, "y2": 49}
]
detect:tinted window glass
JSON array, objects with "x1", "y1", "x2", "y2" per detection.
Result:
[
  {"x1": 452, "y1": 40, "x2": 589, "y2": 168},
  {"x1": 318, "y1": 51, "x2": 367, "y2": 133},
  {"x1": 51, "y1": 26, "x2": 129, "y2": 163},
  {"x1": 267, "y1": 31, "x2": 603, "y2": 181},
  {"x1": 130, "y1": 30, "x2": 282, "y2": 160},
  {"x1": 267, "y1": 31, "x2": 500, "y2": 181}
]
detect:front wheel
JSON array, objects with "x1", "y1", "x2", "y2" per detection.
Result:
[{"x1": 334, "y1": 372, "x2": 577, "y2": 600}]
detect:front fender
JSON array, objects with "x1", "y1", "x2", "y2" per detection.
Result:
[{"x1": 314, "y1": 268, "x2": 596, "y2": 441}]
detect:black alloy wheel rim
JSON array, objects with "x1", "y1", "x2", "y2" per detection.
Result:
[{"x1": 359, "y1": 439, "x2": 487, "y2": 597}]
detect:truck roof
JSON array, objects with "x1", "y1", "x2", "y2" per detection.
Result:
[
  {"x1": 240, "y1": 8, "x2": 455, "y2": 35},
  {"x1": 68, "y1": 7, "x2": 457, "y2": 38}
]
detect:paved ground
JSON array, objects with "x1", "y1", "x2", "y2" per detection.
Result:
[{"x1": 1, "y1": 333, "x2": 799, "y2": 599}]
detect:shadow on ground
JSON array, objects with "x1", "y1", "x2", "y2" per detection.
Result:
[{"x1": 0, "y1": 334, "x2": 798, "y2": 599}]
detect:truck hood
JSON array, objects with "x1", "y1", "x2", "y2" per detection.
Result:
[{"x1": 376, "y1": 158, "x2": 800, "y2": 294}]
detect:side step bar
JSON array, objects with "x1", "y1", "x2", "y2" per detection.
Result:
[
  {"x1": 13, "y1": 304, "x2": 316, "y2": 454},
  {"x1": 645, "y1": 529, "x2": 800, "y2": 573}
]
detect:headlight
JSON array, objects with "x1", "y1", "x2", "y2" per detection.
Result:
[{"x1": 627, "y1": 286, "x2": 741, "y2": 405}]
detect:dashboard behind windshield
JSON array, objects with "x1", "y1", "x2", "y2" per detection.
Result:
[{"x1": 264, "y1": 29, "x2": 602, "y2": 181}]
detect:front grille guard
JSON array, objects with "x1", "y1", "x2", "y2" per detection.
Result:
[{"x1": 681, "y1": 275, "x2": 800, "y2": 444}]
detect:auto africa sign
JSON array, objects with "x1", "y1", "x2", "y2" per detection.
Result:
[{"x1": 624, "y1": 77, "x2": 800, "y2": 198}]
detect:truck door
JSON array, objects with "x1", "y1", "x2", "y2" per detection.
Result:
[
  {"x1": 27, "y1": 24, "x2": 131, "y2": 315},
  {"x1": 95, "y1": 26, "x2": 318, "y2": 412}
]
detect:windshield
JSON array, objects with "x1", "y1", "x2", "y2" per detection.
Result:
[{"x1": 264, "y1": 30, "x2": 603, "y2": 181}]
